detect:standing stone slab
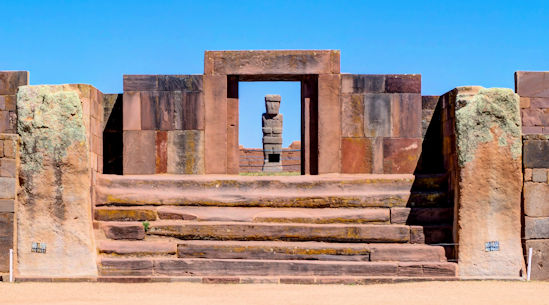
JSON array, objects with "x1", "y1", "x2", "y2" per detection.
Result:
[
  {"x1": 167, "y1": 130, "x2": 204, "y2": 174},
  {"x1": 123, "y1": 130, "x2": 156, "y2": 175},
  {"x1": 525, "y1": 217, "x2": 549, "y2": 239},
  {"x1": 16, "y1": 85, "x2": 97, "y2": 277},
  {"x1": 524, "y1": 182, "x2": 549, "y2": 217},
  {"x1": 363, "y1": 93, "x2": 391, "y2": 137},
  {"x1": 341, "y1": 94, "x2": 364, "y2": 138},
  {"x1": 451, "y1": 87, "x2": 524, "y2": 278}
]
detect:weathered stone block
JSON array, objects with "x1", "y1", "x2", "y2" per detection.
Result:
[
  {"x1": 0, "y1": 212, "x2": 13, "y2": 271},
  {"x1": 516, "y1": 71, "x2": 549, "y2": 98},
  {"x1": 523, "y1": 139, "x2": 549, "y2": 168},
  {"x1": 422, "y1": 96, "x2": 439, "y2": 110},
  {"x1": 382, "y1": 138, "x2": 421, "y2": 174},
  {"x1": 0, "y1": 71, "x2": 28, "y2": 95},
  {"x1": 341, "y1": 138, "x2": 372, "y2": 173},
  {"x1": 524, "y1": 182, "x2": 549, "y2": 216},
  {"x1": 123, "y1": 75, "x2": 158, "y2": 92},
  {"x1": 167, "y1": 130, "x2": 205, "y2": 174},
  {"x1": 155, "y1": 131, "x2": 168, "y2": 174},
  {"x1": 532, "y1": 168, "x2": 548, "y2": 182},
  {"x1": 525, "y1": 217, "x2": 549, "y2": 239},
  {"x1": 341, "y1": 94, "x2": 364, "y2": 137},
  {"x1": 451, "y1": 87, "x2": 524, "y2": 278},
  {"x1": 524, "y1": 168, "x2": 533, "y2": 181},
  {"x1": 0, "y1": 159, "x2": 15, "y2": 177},
  {"x1": 122, "y1": 91, "x2": 141, "y2": 130},
  {"x1": 173, "y1": 91, "x2": 204, "y2": 130},
  {"x1": 16, "y1": 85, "x2": 98, "y2": 277},
  {"x1": 385, "y1": 75, "x2": 421, "y2": 93},
  {"x1": 204, "y1": 75, "x2": 227, "y2": 174},
  {"x1": 525, "y1": 239, "x2": 549, "y2": 280},
  {"x1": 157, "y1": 75, "x2": 203, "y2": 92},
  {"x1": 318, "y1": 74, "x2": 341, "y2": 174},
  {"x1": 0, "y1": 199, "x2": 14, "y2": 212},
  {"x1": 530, "y1": 97, "x2": 549, "y2": 108},
  {"x1": 363, "y1": 93, "x2": 391, "y2": 137},
  {"x1": 123, "y1": 130, "x2": 156, "y2": 175},
  {"x1": 0, "y1": 177, "x2": 15, "y2": 199},
  {"x1": 263, "y1": 136, "x2": 283, "y2": 144},
  {"x1": 391, "y1": 94, "x2": 422, "y2": 138},
  {"x1": 204, "y1": 50, "x2": 340, "y2": 75},
  {"x1": 341, "y1": 74, "x2": 385, "y2": 94}
]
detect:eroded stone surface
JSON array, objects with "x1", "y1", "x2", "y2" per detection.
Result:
[
  {"x1": 452, "y1": 87, "x2": 524, "y2": 278},
  {"x1": 167, "y1": 130, "x2": 204, "y2": 174},
  {"x1": 16, "y1": 85, "x2": 97, "y2": 277}
]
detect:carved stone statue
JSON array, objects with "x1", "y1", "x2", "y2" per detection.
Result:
[{"x1": 262, "y1": 94, "x2": 283, "y2": 172}]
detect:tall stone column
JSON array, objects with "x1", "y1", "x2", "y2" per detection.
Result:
[{"x1": 262, "y1": 95, "x2": 283, "y2": 172}]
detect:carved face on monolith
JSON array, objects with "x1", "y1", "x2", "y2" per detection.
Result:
[{"x1": 265, "y1": 94, "x2": 281, "y2": 115}]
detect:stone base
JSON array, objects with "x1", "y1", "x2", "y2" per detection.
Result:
[{"x1": 262, "y1": 162, "x2": 282, "y2": 172}]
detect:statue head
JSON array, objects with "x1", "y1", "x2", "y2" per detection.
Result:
[{"x1": 265, "y1": 94, "x2": 281, "y2": 115}]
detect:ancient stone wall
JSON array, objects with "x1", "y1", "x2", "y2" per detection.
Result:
[
  {"x1": 516, "y1": 71, "x2": 549, "y2": 280},
  {"x1": 122, "y1": 75, "x2": 204, "y2": 175},
  {"x1": 340, "y1": 74, "x2": 422, "y2": 174},
  {"x1": 239, "y1": 141, "x2": 301, "y2": 173},
  {"x1": 0, "y1": 71, "x2": 28, "y2": 272}
]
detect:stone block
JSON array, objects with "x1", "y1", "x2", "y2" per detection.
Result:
[
  {"x1": 318, "y1": 74, "x2": 341, "y2": 174},
  {"x1": 0, "y1": 111, "x2": 9, "y2": 133},
  {"x1": 520, "y1": 97, "x2": 531, "y2": 109},
  {"x1": 16, "y1": 85, "x2": 98, "y2": 277},
  {"x1": 0, "y1": 71, "x2": 28, "y2": 95},
  {"x1": 0, "y1": 199, "x2": 14, "y2": 212},
  {"x1": 0, "y1": 212, "x2": 13, "y2": 271},
  {"x1": 516, "y1": 71, "x2": 549, "y2": 98},
  {"x1": 103, "y1": 224, "x2": 145, "y2": 240},
  {"x1": 382, "y1": 138, "x2": 421, "y2": 174},
  {"x1": 341, "y1": 138, "x2": 372, "y2": 173},
  {"x1": 523, "y1": 139, "x2": 549, "y2": 168},
  {"x1": 530, "y1": 97, "x2": 549, "y2": 108},
  {"x1": 139, "y1": 91, "x2": 158, "y2": 130},
  {"x1": 3, "y1": 138, "x2": 15, "y2": 158},
  {"x1": 204, "y1": 75, "x2": 227, "y2": 174},
  {"x1": 122, "y1": 91, "x2": 141, "y2": 130},
  {"x1": 341, "y1": 94, "x2": 364, "y2": 137},
  {"x1": 0, "y1": 177, "x2": 15, "y2": 199},
  {"x1": 123, "y1": 75, "x2": 158, "y2": 91},
  {"x1": 422, "y1": 96, "x2": 439, "y2": 110},
  {"x1": 3, "y1": 95, "x2": 16, "y2": 111},
  {"x1": 532, "y1": 168, "x2": 548, "y2": 183},
  {"x1": 525, "y1": 217, "x2": 549, "y2": 239},
  {"x1": 391, "y1": 93, "x2": 422, "y2": 138},
  {"x1": 155, "y1": 131, "x2": 168, "y2": 174},
  {"x1": 341, "y1": 74, "x2": 385, "y2": 94},
  {"x1": 173, "y1": 91, "x2": 204, "y2": 130},
  {"x1": 204, "y1": 50, "x2": 339, "y2": 75},
  {"x1": 385, "y1": 75, "x2": 421, "y2": 93},
  {"x1": 521, "y1": 108, "x2": 542, "y2": 126},
  {"x1": 123, "y1": 130, "x2": 156, "y2": 174},
  {"x1": 263, "y1": 136, "x2": 282, "y2": 144},
  {"x1": 157, "y1": 75, "x2": 202, "y2": 92},
  {"x1": 524, "y1": 182, "x2": 549, "y2": 216},
  {"x1": 0, "y1": 159, "x2": 15, "y2": 177},
  {"x1": 167, "y1": 130, "x2": 205, "y2": 174},
  {"x1": 524, "y1": 168, "x2": 533, "y2": 181},
  {"x1": 451, "y1": 87, "x2": 524, "y2": 278},
  {"x1": 363, "y1": 93, "x2": 391, "y2": 137},
  {"x1": 525, "y1": 239, "x2": 549, "y2": 280},
  {"x1": 371, "y1": 137, "x2": 384, "y2": 174}
]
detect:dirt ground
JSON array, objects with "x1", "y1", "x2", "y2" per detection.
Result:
[{"x1": 0, "y1": 281, "x2": 548, "y2": 305}]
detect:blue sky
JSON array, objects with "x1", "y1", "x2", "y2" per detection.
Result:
[{"x1": 1, "y1": 0, "x2": 548, "y2": 147}]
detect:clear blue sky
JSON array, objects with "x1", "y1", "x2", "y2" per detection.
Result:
[{"x1": 1, "y1": 1, "x2": 548, "y2": 147}]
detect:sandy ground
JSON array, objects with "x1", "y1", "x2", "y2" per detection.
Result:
[{"x1": 0, "y1": 281, "x2": 548, "y2": 305}]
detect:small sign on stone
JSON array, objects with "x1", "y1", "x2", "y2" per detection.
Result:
[
  {"x1": 485, "y1": 241, "x2": 499, "y2": 252},
  {"x1": 31, "y1": 242, "x2": 47, "y2": 253}
]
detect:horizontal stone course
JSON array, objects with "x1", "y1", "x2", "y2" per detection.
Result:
[{"x1": 525, "y1": 217, "x2": 549, "y2": 239}]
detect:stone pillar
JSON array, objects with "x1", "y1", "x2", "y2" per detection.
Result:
[
  {"x1": 449, "y1": 86, "x2": 525, "y2": 279},
  {"x1": 262, "y1": 95, "x2": 283, "y2": 172},
  {"x1": 16, "y1": 85, "x2": 98, "y2": 278}
]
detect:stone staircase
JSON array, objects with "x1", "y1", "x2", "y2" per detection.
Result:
[{"x1": 93, "y1": 174, "x2": 457, "y2": 283}]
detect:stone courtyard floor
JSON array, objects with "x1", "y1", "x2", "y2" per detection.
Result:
[{"x1": 0, "y1": 281, "x2": 548, "y2": 305}]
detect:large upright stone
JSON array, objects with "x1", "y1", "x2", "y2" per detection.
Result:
[
  {"x1": 167, "y1": 130, "x2": 205, "y2": 174},
  {"x1": 16, "y1": 85, "x2": 98, "y2": 277},
  {"x1": 451, "y1": 86, "x2": 524, "y2": 278}
]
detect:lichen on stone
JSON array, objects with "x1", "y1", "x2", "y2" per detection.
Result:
[
  {"x1": 455, "y1": 88, "x2": 521, "y2": 166},
  {"x1": 17, "y1": 85, "x2": 88, "y2": 173}
]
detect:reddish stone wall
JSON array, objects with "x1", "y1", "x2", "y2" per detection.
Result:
[
  {"x1": 516, "y1": 71, "x2": 549, "y2": 280},
  {"x1": 0, "y1": 72, "x2": 28, "y2": 133},
  {"x1": 340, "y1": 74, "x2": 422, "y2": 174},
  {"x1": 122, "y1": 75, "x2": 205, "y2": 175},
  {"x1": 239, "y1": 141, "x2": 301, "y2": 173}
]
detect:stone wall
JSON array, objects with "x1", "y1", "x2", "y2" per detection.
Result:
[
  {"x1": 239, "y1": 141, "x2": 301, "y2": 173},
  {"x1": 516, "y1": 71, "x2": 549, "y2": 280},
  {"x1": 340, "y1": 74, "x2": 422, "y2": 174},
  {"x1": 0, "y1": 72, "x2": 28, "y2": 133},
  {"x1": 0, "y1": 134, "x2": 17, "y2": 272},
  {"x1": 122, "y1": 75, "x2": 205, "y2": 175}
]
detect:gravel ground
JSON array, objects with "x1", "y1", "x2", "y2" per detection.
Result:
[{"x1": 0, "y1": 281, "x2": 548, "y2": 305}]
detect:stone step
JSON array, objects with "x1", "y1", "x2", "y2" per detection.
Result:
[
  {"x1": 176, "y1": 240, "x2": 447, "y2": 262},
  {"x1": 98, "y1": 258, "x2": 457, "y2": 277},
  {"x1": 390, "y1": 207, "x2": 453, "y2": 225},
  {"x1": 411, "y1": 173, "x2": 448, "y2": 191},
  {"x1": 98, "y1": 240, "x2": 176, "y2": 256},
  {"x1": 100, "y1": 221, "x2": 413, "y2": 243},
  {"x1": 407, "y1": 191, "x2": 448, "y2": 207},
  {"x1": 95, "y1": 206, "x2": 392, "y2": 224}
]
